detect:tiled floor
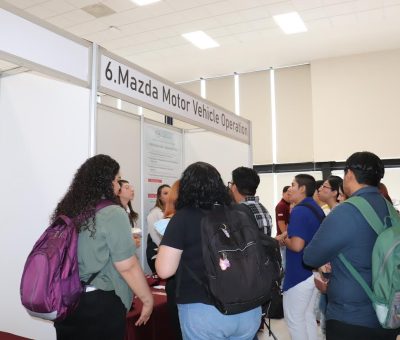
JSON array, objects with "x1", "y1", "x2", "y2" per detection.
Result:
[
  {"x1": 257, "y1": 319, "x2": 400, "y2": 340},
  {"x1": 257, "y1": 318, "x2": 325, "y2": 340}
]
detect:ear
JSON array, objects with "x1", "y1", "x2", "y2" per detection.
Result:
[
  {"x1": 346, "y1": 169, "x2": 355, "y2": 182},
  {"x1": 299, "y1": 185, "x2": 306, "y2": 195}
]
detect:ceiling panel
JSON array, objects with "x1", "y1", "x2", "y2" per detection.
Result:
[{"x1": 2, "y1": 0, "x2": 400, "y2": 83}]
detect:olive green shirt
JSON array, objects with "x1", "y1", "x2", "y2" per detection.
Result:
[{"x1": 78, "y1": 205, "x2": 136, "y2": 311}]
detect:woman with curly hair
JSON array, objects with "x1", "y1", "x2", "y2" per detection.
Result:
[
  {"x1": 53, "y1": 154, "x2": 153, "y2": 340},
  {"x1": 156, "y1": 162, "x2": 262, "y2": 340}
]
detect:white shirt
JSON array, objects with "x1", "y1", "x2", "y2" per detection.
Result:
[{"x1": 146, "y1": 207, "x2": 164, "y2": 246}]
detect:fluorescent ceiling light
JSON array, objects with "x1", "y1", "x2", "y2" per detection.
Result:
[
  {"x1": 182, "y1": 31, "x2": 219, "y2": 49},
  {"x1": 273, "y1": 12, "x2": 307, "y2": 34},
  {"x1": 131, "y1": 0, "x2": 161, "y2": 6}
]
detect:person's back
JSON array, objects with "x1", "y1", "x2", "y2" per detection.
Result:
[
  {"x1": 229, "y1": 166, "x2": 273, "y2": 236},
  {"x1": 156, "y1": 162, "x2": 262, "y2": 340},
  {"x1": 53, "y1": 154, "x2": 153, "y2": 340},
  {"x1": 304, "y1": 151, "x2": 399, "y2": 340}
]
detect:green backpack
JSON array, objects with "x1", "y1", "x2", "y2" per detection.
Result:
[{"x1": 338, "y1": 196, "x2": 400, "y2": 329}]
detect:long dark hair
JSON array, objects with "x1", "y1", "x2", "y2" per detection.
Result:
[
  {"x1": 118, "y1": 179, "x2": 139, "y2": 226},
  {"x1": 176, "y1": 162, "x2": 231, "y2": 210},
  {"x1": 51, "y1": 154, "x2": 120, "y2": 234}
]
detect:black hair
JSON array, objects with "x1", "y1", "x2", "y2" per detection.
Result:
[
  {"x1": 283, "y1": 186, "x2": 290, "y2": 193},
  {"x1": 51, "y1": 154, "x2": 119, "y2": 235},
  {"x1": 345, "y1": 151, "x2": 384, "y2": 186},
  {"x1": 315, "y1": 180, "x2": 324, "y2": 191},
  {"x1": 231, "y1": 166, "x2": 260, "y2": 196},
  {"x1": 326, "y1": 175, "x2": 343, "y2": 200},
  {"x1": 176, "y1": 162, "x2": 231, "y2": 210},
  {"x1": 295, "y1": 174, "x2": 316, "y2": 197},
  {"x1": 118, "y1": 179, "x2": 139, "y2": 226}
]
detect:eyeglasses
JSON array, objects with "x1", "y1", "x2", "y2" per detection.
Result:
[{"x1": 320, "y1": 185, "x2": 333, "y2": 190}]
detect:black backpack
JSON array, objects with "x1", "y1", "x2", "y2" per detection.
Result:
[{"x1": 183, "y1": 204, "x2": 282, "y2": 315}]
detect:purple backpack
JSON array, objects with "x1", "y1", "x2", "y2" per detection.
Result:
[{"x1": 20, "y1": 200, "x2": 114, "y2": 321}]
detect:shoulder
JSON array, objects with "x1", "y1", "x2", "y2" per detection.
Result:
[
  {"x1": 97, "y1": 204, "x2": 127, "y2": 220},
  {"x1": 147, "y1": 207, "x2": 162, "y2": 218},
  {"x1": 96, "y1": 204, "x2": 130, "y2": 229},
  {"x1": 173, "y1": 207, "x2": 203, "y2": 221}
]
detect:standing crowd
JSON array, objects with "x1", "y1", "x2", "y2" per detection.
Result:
[{"x1": 49, "y1": 150, "x2": 398, "y2": 340}]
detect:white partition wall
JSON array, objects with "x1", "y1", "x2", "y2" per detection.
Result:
[
  {"x1": 0, "y1": 72, "x2": 90, "y2": 339},
  {"x1": 183, "y1": 130, "x2": 251, "y2": 183},
  {"x1": 96, "y1": 106, "x2": 143, "y2": 261}
]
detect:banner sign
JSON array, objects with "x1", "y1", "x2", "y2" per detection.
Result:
[{"x1": 99, "y1": 54, "x2": 250, "y2": 144}]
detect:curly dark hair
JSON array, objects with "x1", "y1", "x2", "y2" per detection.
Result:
[
  {"x1": 51, "y1": 154, "x2": 120, "y2": 234},
  {"x1": 176, "y1": 162, "x2": 231, "y2": 210}
]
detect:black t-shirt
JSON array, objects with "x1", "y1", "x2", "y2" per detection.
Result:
[{"x1": 160, "y1": 207, "x2": 210, "y2": 304}]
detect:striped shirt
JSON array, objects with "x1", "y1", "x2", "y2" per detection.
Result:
[{"x1": 242, "y1": 196, "x2": 273, "y2": 236}]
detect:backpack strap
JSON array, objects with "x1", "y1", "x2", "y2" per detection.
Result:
[
  {"x1": 343, "y1": 196, "x2": 385, "y2": 235},
  {"x1": 385, "y1": 199, "x2": 400, "y2": 228},
  {"x1": 296, "y1": 202, "x2": 325, "y2": 223}
]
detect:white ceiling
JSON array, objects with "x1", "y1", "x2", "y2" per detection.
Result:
[{"x1": 4, "y1": 0, "x2": 400, "y2": 82}]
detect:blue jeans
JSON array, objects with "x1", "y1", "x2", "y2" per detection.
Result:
[{"x1": 177, "y1": 303, "x2": 261, "y2": 340}]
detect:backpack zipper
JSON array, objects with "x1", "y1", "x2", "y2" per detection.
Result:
[{"x1": 218, "y1": 241, "x2": 256, "y2": 253}]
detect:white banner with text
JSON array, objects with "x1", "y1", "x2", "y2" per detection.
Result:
[{"x1": 99, "y1": 53, "x2": 250, "y2": 144}]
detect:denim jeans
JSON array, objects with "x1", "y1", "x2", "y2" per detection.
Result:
[{"x1": 177, "y1": 303, "x2": 261, "y2": 340}]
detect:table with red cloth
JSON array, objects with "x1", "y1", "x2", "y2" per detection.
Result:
[
  {"x1": 0, "y1": 332, "x2": 31, "y2": 340},
  {"x1": 124, "y1": 277, "x2": 177, "y2": 340}
]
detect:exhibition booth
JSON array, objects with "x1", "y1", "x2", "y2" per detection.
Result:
[{"x1": 0, "y1": 3, "x2": 252, "y2": 339}]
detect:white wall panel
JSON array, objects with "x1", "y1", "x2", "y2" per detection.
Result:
[
  {"x1": 275, "y1": 65, "x2": 313, "y2": 163},
  {"x1": 206, "y1": 75, "x2": 235, "y2": 113},
  {"x1": 0, "y1": 72, "x2": 90, "y2": 339},
  {"x1": 184, "y1": 130, "x2": 250, "y2": 183},
  {"x1": 312, "y1": 49, "x2": 400, "y2": 161},
  {"x1": 96, "y1": 107, "x2": 142, "y2": 263},
  {"x1": 239, "y1": 70, "x2": 272, "y2": 164}
]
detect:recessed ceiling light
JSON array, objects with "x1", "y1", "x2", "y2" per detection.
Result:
[
  {"x1": 273, "y1": 12, "x2": 307, "y2": 34},
  {"x1": 131, "y1": 0, "x2": 161, "y2": 6},
  {"x1": 182, "y1": 31, "x2": 219, "y2": 49}
]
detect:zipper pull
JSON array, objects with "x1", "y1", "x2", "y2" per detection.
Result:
[{"x1": 221, "y1": 223, "x2": 230, "y2": 238}]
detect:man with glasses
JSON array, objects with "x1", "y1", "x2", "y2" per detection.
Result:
[
  {"x1": 304, "y1": 151, "x2": 399, "y2": 340},
  {"x1": 228, "y1": 167, "x2": 272, "y2": 236}
]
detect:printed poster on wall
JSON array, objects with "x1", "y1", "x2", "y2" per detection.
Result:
[{"x1": 143, "y1": 122, "x2": 183, "y2": 219}]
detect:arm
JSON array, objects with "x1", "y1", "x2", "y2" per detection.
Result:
[
  {"x1": 114, "y1": 256, "x2": 154, "y2": 326},
  {"x1": 304, "y1": 205, "x2": 354, "y2": 268},
  {"x1": 277, "y1": 220, "x2": 287, "y2": 234},
  {"x1": 155, "y1": 245, "x2": 183, "y2": 279},
  {"x1": 283, "y1": 236, "x2": 305, "y2": 252}
]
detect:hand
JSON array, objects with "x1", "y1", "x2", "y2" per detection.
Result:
[
  {"x1": 314, "y1": 276, "x2": 328, "y2": 293},
  {"x1": 133, "y1": 235, "x2": 141, "y2": 248},
  {"x1": 275, "y1": 232, "x2": 287, "y2": 246},
  {"x1": 135, "y1": 300, "x2": 153, "y2": 326}
]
